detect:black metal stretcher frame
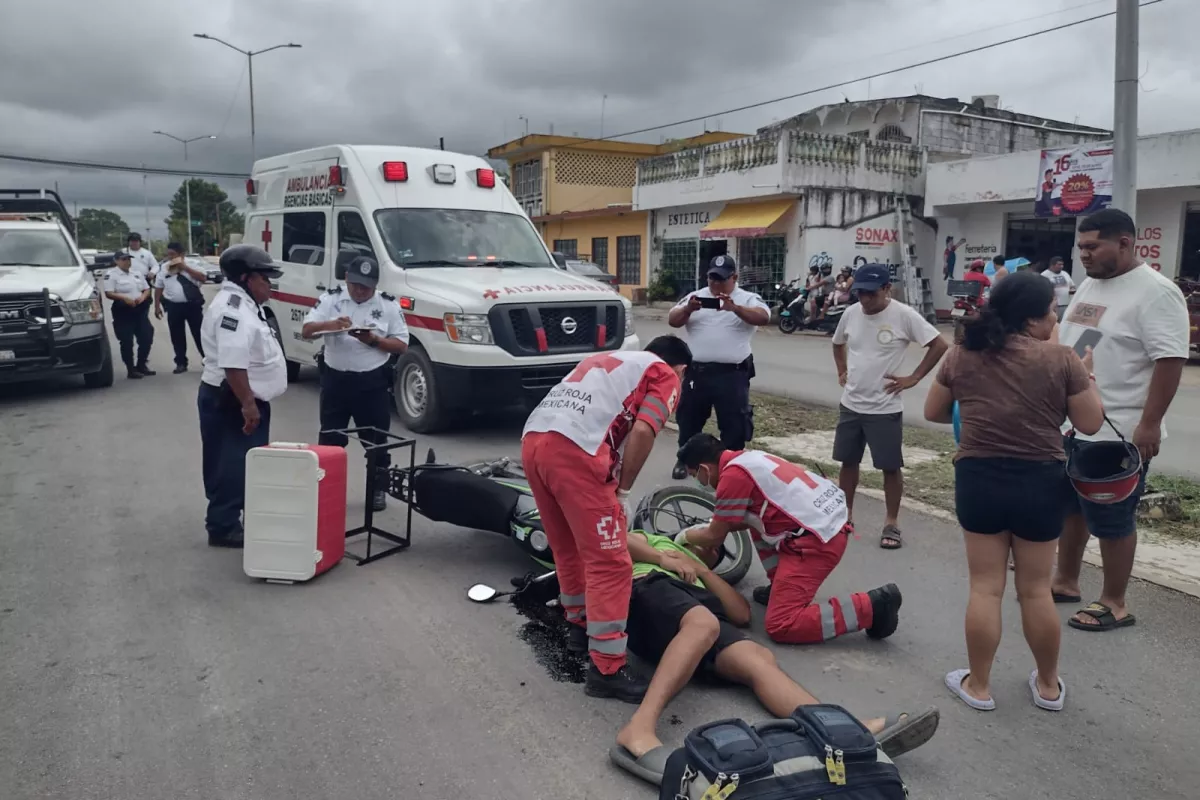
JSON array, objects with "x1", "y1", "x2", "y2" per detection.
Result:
[{"x1": 322, "y1": 426, "x2": 416, "y2": 566}]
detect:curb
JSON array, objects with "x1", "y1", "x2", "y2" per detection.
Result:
[{"x1": 662, "y1": 422, "x2": 1200, "y2": 600}]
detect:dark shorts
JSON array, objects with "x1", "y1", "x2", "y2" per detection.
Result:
[
  {"x1": 626, "y1": 572, "x2": 745, "y2": 675},
  {"x1": 832, "y1": 404, "x2": 904, "y2": 471},
  {"x1": 1063, "y1": 436, "x2": 1150, "y2": 540},
  {"x1": 954, "y1": 457, "x2": 1067, "y2": 542}
]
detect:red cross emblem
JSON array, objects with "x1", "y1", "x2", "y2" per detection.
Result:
[
  {"x1": 260, "y1": 220, "x2": 273, "y2": 251},
  {"x1": 564, "y1": 353, "x2": 623, "y2": 383},
  {"x1": 764, "y1": 453, "x2": 818, "y2": 490},
  {"x1": 482, "y1": 289, "x2": 500, "y2": 300}
]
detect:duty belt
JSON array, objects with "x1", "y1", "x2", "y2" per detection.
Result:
[{"x1": 690, "y1": 357, "x2": 751, "y2": 374}]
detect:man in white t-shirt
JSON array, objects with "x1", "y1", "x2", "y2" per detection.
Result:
[
  {"x1": 667, "y1": 254, "x2": 771, "y2": 479},
  {"x1": 1041, "y1": 256, "x2": 1076, "y2": 321},
  {"x1": 1052, "y1": 208, "x2": 1190, "y2": 633},
  {"x1": 831, "y1": 264, "x2": 948, "y2": 550}
]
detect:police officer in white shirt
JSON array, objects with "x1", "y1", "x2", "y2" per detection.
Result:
[
  {"x1": 124, "y1": 232, "x2": 158, "y2": 366},
  {"x1": 667, "y1": 254, "x2": 770, "y2": 479},
  {"x1": 102, "y1": 251, "x2": 154, "y2": 379},
  {"x1": 302, "y1": 256, "x2": 410, "y2": 511},
  {"x1": 198, "y1": 245, "x2": 288, "y2": 548},
  {"x1": 154, "y1": 242, "x2": 208, "y2": 373}
]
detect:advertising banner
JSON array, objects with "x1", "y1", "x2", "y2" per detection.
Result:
[{"x1": 1035, "y1": 144, "x2": 1114, "y2": 218}]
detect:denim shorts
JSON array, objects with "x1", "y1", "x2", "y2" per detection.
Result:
[{"x1": 1063, "y1": 438, "x2": 1149, "y2": 540}]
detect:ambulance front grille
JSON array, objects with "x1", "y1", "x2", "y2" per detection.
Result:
[{"x1": 490, "y1": 302, "x2": 624, "y2": 357}]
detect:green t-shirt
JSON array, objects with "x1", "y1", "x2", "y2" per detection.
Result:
[{"x1": 631, "y1": 531, "x2": 706, "y2": 588}]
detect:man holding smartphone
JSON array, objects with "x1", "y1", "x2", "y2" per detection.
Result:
[
  {"x1": 302, "y1": 256, "x2": 409, "y2": 512},
  {"x1": 668, "y1": 255, "x2": 771, "y2": 480}
]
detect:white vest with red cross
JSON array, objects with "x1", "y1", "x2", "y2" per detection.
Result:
[
  {"x1": 729, "y1": 450, "x2": 849, "y2": 544},
  {"x1": 522, "y1": 351, "x2": 669, "y2": 457}
]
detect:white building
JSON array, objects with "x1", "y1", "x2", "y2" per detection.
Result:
[
  {"x1": 634, "y1": 94, "x2": 1108, "y2": 314},
  {"x1": 925, "y1": 128, "x2": 1200, "y2": 307}
]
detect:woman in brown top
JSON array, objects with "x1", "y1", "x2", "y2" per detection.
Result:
[{"x1": 924, "y1": 271, "x2": 1103, "y2": 714}]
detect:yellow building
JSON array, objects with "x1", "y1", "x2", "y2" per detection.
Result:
[{"x1": 488, "y1": 132, "x2": 745, "y2": 300}]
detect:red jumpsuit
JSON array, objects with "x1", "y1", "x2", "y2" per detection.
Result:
[
  {"x1": 713, "y1": 450, "x2": 873, "y2": 644},
  {"x1": 521, "y1": 351, "x2": 680, "y2": 674}
]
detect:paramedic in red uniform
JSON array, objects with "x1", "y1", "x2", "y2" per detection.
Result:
[
  {"x1": 676, "y1": 433, "x2": 903, "y2": 645},
  {"x1": 521, "y1": 335, "x2": 693, "y2": 703}
]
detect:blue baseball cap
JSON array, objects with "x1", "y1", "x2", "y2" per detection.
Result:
[{"x1": 852, "y1": 263, "x2": 892, "y2": 292}]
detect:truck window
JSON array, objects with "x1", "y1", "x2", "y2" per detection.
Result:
[
  {"x1": 0, "y1": 229, "x2": 78, "y2": 267},
  {"x1": 373, "y1": 209, "x2": 553, "y2": 268},
  {"x1": 282, "y1": 212, "x2": 326, "y2": 266},
  {"x1": 337, "y1": 211, "x2": 378, "y2": 261}
]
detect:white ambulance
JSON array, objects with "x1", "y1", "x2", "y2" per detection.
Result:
[{"x1": 246, "y1": 145, "x2": 638, "y2": 433}]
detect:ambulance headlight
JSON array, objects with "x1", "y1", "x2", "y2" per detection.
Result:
[
  {"x1": 625, "y1": 310, "x2": 635, "y2": 337},
  {"x1": 444, "y1": 313, "x2": 494, "y2": 346}
]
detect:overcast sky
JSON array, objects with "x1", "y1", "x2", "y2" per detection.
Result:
[{"x1": 1, "y1": 0, "x2": 1194, "y2": 241}]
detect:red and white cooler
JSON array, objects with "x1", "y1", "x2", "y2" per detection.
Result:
[{"x1": 244, "y1": 442, "x2": 347, "y2": 582}]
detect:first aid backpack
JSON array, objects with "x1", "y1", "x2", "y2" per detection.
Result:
[{"x1": 659, "y1": 705, "x2": 907, "y2": 799}]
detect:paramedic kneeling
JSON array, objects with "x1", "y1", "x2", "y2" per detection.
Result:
[
  {"x1": 302, "y1": 256, "x2": 409, "y2": 513},
  {"x1": 676, "y1": 433, "x2": 902, "y2": 644},
  {"x1": 521, "y1": 336, "x2": 693, "y2": 703},
  {"x1": 197, "y1": 245, "x2": 288, "y2": 549}
]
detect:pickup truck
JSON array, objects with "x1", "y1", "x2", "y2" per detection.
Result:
[{"x1": 0, "y1": 189, "x2": 114, "y2": 388}]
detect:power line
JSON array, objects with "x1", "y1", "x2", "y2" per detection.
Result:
[{"x1": 0, "y1": 152, "x2": 246, "y2": 179}]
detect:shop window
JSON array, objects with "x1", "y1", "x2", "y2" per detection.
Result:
[
  {"x1": 282, "y1": 211, "x2": 326, "y2": 265},
  {"x1": 659, "y1": 239, "x2": 698, "y2": 297},
  {"x1": 513, "y1": 159, "x2": 543, "y2": 218},
  {"x1": 591, "y1": 237, "x2": 609, "y2": 269},
  {"x1": 616, "y1": 235, "x2": 642, "y2": 285},
  {"x1": 737, "y1": 236, "x2": 787, "y2": 302},
  {"x1": 552, "y1": 239, "x2": 577, "y2": 258}
]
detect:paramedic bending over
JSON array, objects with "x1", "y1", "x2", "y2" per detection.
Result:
[{"x1": 520, "y1": 336, "x2": 693, "y2": 704}]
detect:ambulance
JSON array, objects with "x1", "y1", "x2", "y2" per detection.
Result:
[{"x1": 246, "y1": 145, "x2": 639, "y2": 433}]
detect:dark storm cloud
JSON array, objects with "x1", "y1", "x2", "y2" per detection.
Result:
[{"x1": 0, "y1": 0, "x2": 1196, "y2": 235}]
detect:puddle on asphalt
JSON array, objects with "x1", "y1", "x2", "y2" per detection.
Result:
[{"x1": 511, "y1": 575, "x2": 586, "y2": 684}]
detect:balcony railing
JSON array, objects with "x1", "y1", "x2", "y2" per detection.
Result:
[{"x1": 788, "y1": 131, "x2": 923, "y2": 176}]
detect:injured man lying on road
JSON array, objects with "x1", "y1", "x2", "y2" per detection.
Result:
[{"x1": 608, "y1": 528, "x2": 940, "y2": 787}]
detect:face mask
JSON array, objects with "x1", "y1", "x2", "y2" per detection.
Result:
[{"x1": 694, "y1": 466, "x2": 709, "y2": 489}]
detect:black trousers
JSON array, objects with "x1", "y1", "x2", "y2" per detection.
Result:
[
  {"x1": 676, "y1": 360, "x2": 754, "y2": 453},
  {"x1": 197, "y1": 382, "x2": 271, "y2": 535},
  {"x1": 162, "y1": 299, "x2": 205, "y2": 368},
  {"x1": 110, "y1": 302, "x2": 153, "y2": 369},
  {"x1": 317, "y1": 364, "x2": 394, "y2": 468}
]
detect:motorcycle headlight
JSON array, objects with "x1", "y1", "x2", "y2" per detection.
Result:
[
  {"x1": 63, "y1": 296, "x2": 103, "y2": 323},
  {"x1": 625, "y1": 310, "x2": 635, "y2": 337},
  {"x1": 444, "y1": 313, "x2": 494, "y2": 345}
]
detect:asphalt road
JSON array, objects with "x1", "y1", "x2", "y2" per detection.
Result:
[
  {"x1": 634, "y1": 314, "x2": 1200, "y2": 479},
  {"x1": 1, "y1": 308, "x2": 1199, "y2": 800}
]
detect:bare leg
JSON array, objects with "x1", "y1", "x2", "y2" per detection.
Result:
[
  {"x1": 713, "y1": 640, "x2": 885, "y2": 735},
  {"x1": 839, "y1": 463, "x2": 860, "y2": 524},
  {"x1": 1073, "y1": 533, "x2": 1137, "y2": 626},
  {"x1": 1051, "y1": 513, "x2": 1089, "y2": 599},
  {"x1": 615, "y1": 607, "x2": 719, "y2": 758},
  {"x1": 960, "y1": 530, "x2": 1009, "y2": 703},
  {"x1": 1011, "y1": 537, "x2": 1061, "y2": 701},
  {"x1": 882, "y1": 469, "x2": 903, "y2": 529}
]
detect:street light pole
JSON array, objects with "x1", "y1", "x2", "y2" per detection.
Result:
[
  {"x1": 193, "y1": 34, "x2": 302, "y2": 167},
  {"x1": 152, "y1": 131, "x2": 216, "y2": 254},
  {"x1": 1113, "y1": 0, "x2": 1139, "y2": 217}
]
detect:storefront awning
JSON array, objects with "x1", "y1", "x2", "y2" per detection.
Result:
[{"x1": 700, "y1": 199, "x2": 794, "y2": 239}]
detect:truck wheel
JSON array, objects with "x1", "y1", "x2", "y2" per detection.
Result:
[
  {"x1": 263, "y1": 313, "x2": 302, "y2": 382},
  {"x1": 83, "y1": 339, "x2": 114, "y2": 388},
  {"x1": 394, "y1": 346, "x2": 446, "y2": 434}
]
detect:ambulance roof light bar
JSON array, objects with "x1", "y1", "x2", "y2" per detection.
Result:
[{"x1": 475, "y1": 168, "x2": 496, "y2": 189}]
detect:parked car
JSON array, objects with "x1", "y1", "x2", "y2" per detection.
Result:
[{"x1": 551, "y1": 251, "x2": 619, "y2": 292}]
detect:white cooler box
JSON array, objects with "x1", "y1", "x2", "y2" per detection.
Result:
[{"x1": 244, "y1": 443, "x2": 348, "y2": 582}]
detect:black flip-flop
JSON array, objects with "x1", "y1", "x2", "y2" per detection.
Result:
[
  {"x1": 877, "y1": 707, "x2": 940, "y2": 758},
  {"x1": 1068, "y1": 601, "x2": 1136, "y2": 632},
  {"x1": 1052, "y1": 592, "x2": 1082, "y2": 604},
  {"x1": 880, "y1": 525, "x2": 902, "y2": 550},
  {"x1": 610, "y1": 745, "x2": 671, "y2": 786}
]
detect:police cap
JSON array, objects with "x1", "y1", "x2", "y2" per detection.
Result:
[{"x1": 345, "y1": 256, "x2": 380, "y2": 289}]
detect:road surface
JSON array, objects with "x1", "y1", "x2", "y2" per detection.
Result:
[
  {"x1": 634, "y1": 313, "x2": 1200, "y2": 479},
  {"x1": 1, "y1": 309, "x2": 1198, "y2": 800}
]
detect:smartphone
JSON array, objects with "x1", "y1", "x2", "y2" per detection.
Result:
[
  {"x1": 1072, "y1": 328, "x2": 1103, "y2": 357},
  {"x1": 347, "y1": 327, "x2": 374, "y2": 336},
  {"x1": 698, "y1": 296, "x2": 721, "y2": 310}
]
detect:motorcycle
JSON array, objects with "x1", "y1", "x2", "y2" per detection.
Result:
[
  {"x1": 946, "y1": 279, "x2": 985, "y2": 344},
  {"x1": 774, "y1": 278, "x2": 806, "y2": 334},
  {"x1": 392, "y1": 450, "x2": 756, "y2": 586}
]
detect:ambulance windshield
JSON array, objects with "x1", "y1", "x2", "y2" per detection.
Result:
[{"x1": 374, "y1": 208, "x2": 554, "y2": 269}]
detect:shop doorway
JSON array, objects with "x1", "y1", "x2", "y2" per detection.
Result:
[
  {"x1": 1005, "y1": 216, "x2": 1078, "y2": 275},
  {"x1": 1178, "y1": 208, "x2": 1200, "y2": 281},
  {"x1": 698, "y1": 239, "x2": 728, "y2": 285}
]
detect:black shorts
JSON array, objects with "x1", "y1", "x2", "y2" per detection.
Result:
[
  {"x1": 832, "y1": 404, "x2": 904, "y2": 471},
  {"x1": 954, "y1": 457, "x2": 1067, "y2": 542},
  {"x1": 626, "y1": 573, "x2": 745, "y2": 675}
]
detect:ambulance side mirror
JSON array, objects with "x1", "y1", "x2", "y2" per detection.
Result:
[
  {"x1": 551, "y1": 251, "x2": 568, "y2": 268},
  {"x1": 334, "y1": 249, "x2": 357, "y2": 281}
]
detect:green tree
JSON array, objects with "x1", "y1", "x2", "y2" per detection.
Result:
[
  {"x1": 165, "y1": 179, "x2": 244, "y2": 254},
  {"x1": 76, "y1": 208, "x2": 130, "y2": 251}
]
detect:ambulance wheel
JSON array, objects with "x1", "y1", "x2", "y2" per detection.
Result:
[
  {"x1": 395, "y1": 346, "x2": 446, "y2": 434},
  {"x1": 633, "y1": 486, "x2": 755, "y2": 586}
]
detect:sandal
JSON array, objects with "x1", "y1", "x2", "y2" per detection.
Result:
[
  {"x1": 1068, "y1": 601, "x2": 1136, "y2": 632},
  {"x1": 880, "y1": 525, "x2": 902, "y2": 550},
  {"x1": 876, "y1": 707, "x2": 940, "y2": 758}
]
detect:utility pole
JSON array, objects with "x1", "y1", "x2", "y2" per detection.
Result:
[
  {"x1": 142, "y1": 164, "x2": 149, "y2": 244},
  {"x1": 215, "y1": 203, "x2": 222, "y2": 253},
  {"x1": 152, "y1": 131, "x2": 216, "y2": 254},
  {"x1": 600, "y1": 94, "x2": 608, "y2": 139},
  {"x1": 1113, "y1": 0, "x2": 1139, "y2": 217}
]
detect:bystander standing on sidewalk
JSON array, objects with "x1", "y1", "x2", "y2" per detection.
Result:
[
  {"x1": 831, "y1": 264, "x2": 948, "y2": 549},
  {"x1": 1051, "y1": 209, "x2": 1190, "y2": 633},
  {"x1": 1042, "y1": 256, "x2": 1076, "y2": 322}
]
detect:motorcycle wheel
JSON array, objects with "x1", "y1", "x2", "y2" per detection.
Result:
[
  {"x1": 778, "y1": 315, "x2": 798, "y2": 335},
  {"x1": 631, "y1": 485, "x2": 755, "y2": 586}
]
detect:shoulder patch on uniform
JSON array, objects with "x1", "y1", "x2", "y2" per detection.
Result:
[
  {"x1": 380, "y1": 292, "x2": 395, "y2": 302},
  {"x1": 228, "y1": 294, "x2": 242, "y2": 309},
  {"x1": 220, "y1": 315, "x2": 240, "y2": 332}
]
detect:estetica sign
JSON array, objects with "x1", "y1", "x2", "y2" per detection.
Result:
[{"x1": 667, "y1": 211, "x2": 711, "y2": 226}]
